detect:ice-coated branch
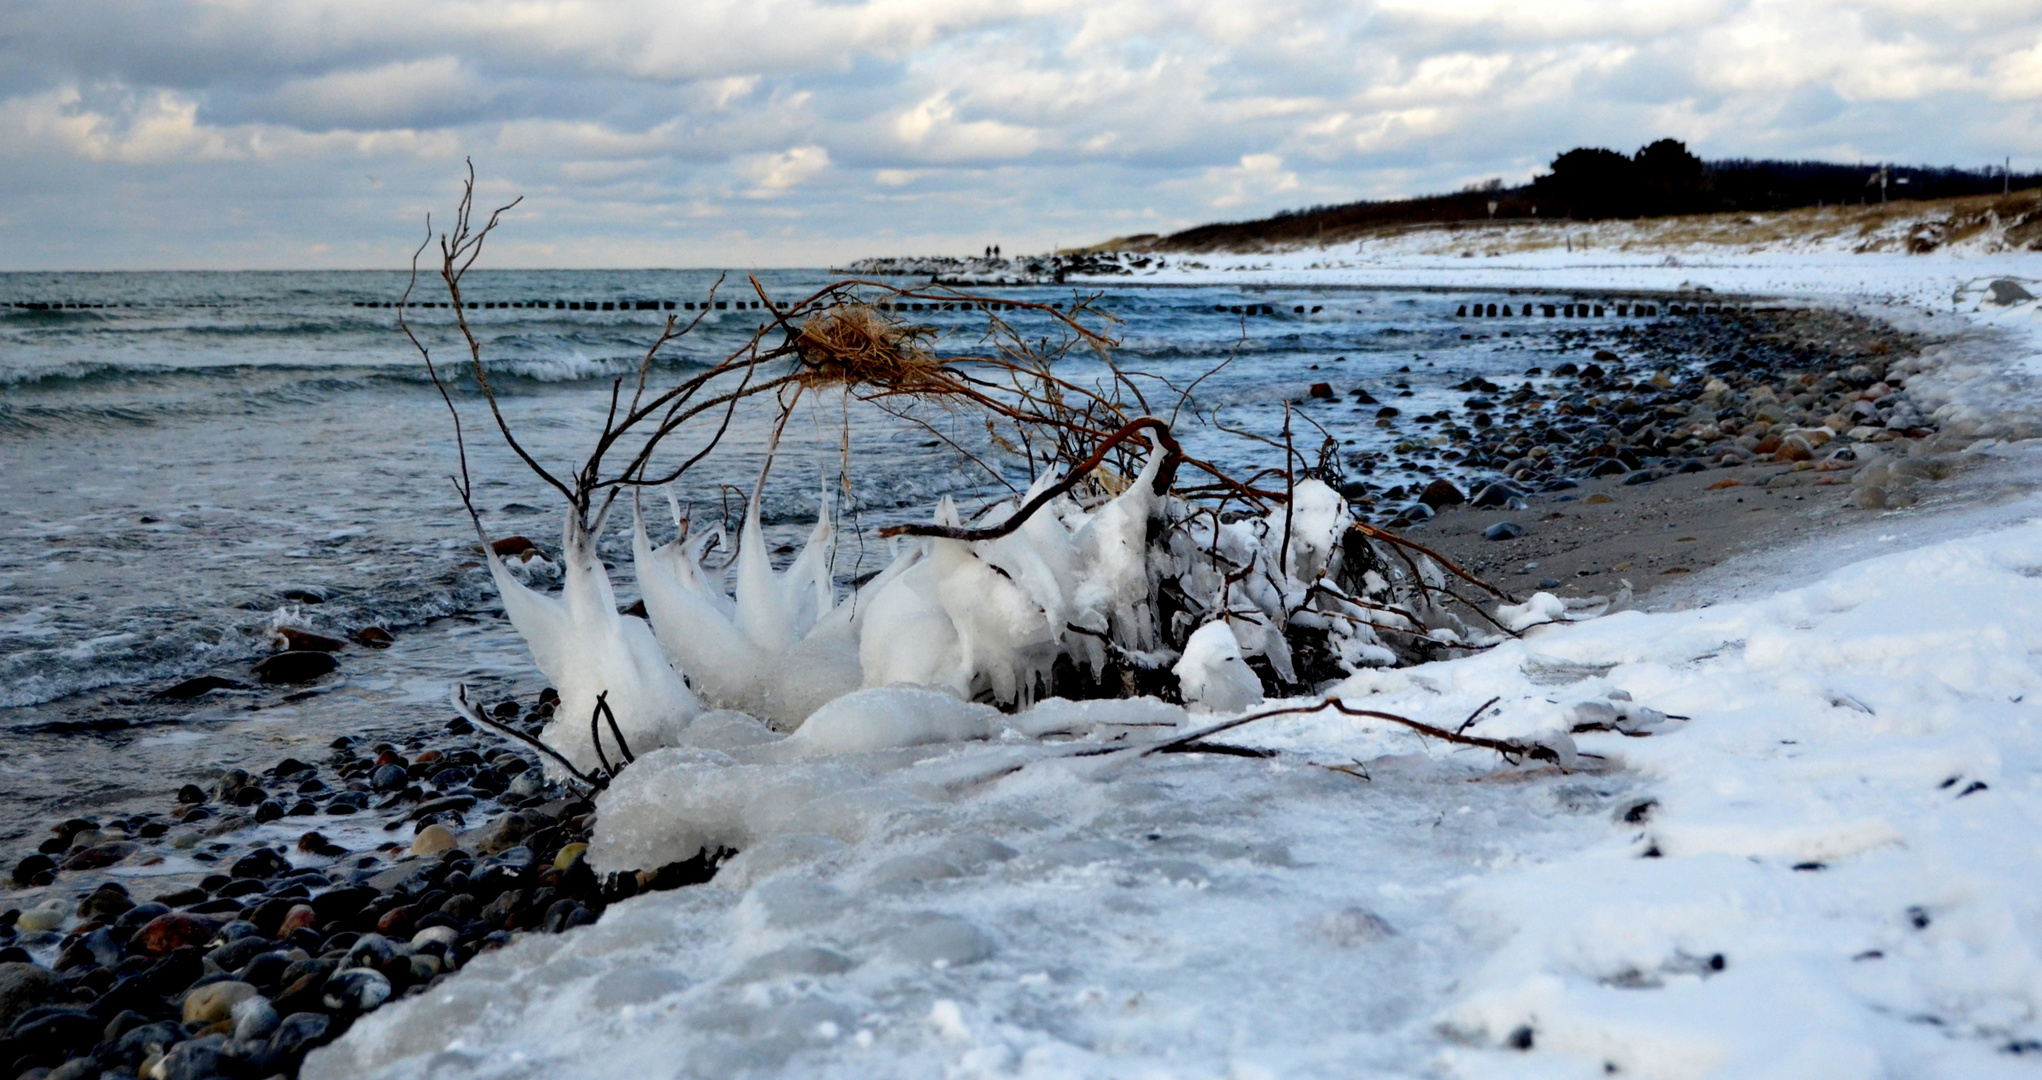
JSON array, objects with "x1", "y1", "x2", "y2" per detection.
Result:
[
  {"x1": 1144, "y1": 696, "x2": 1580, "y2": 768},
  {"x1": 450, "y1": 683, "x2": 610, "y2": 792},
  {"x1": 879, "y1": 417, "x2": 1184, "y2": 542}
]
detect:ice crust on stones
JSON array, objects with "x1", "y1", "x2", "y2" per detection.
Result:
[
  {"x1": 320, "y1": 506, "x2": 2042, "y2": 1080},
  {"x1": 1172, "y1": 621, "x2": 1264, "y2": 714}
]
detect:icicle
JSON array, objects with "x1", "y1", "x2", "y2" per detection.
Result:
[
  {"x1": 857, "y1": 548, "x2": 967, "y2": 694},
  {"x1": 633, "y1": 499, "x2": 768, "y2": 711},
  {"x1": 635, "y1": 493, "x2": 862, "y2": 730},
  {"x1": 733, "y1": 492, "x2": 797, "y2": 656},
  {"x1": 487, "y1": 509, "x2": 700, "y2": 776},
  {"x1": 1070, "y1": 439, "x2": 1167, "y2": 649}
]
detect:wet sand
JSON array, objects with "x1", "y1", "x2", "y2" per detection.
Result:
[{"x1": 1414, "y1": 456, "x2": 1880, "y2": 606}]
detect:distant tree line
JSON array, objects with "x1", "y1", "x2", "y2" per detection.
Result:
[
  {"x1": 1529, "y1": 139, "x2": 2037, "y2": 219},
  {"x1": 1125, "y1": 140, "x2": 2040, "y2": 252}
]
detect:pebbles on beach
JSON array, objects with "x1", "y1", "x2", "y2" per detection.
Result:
[
  {"x1": 1350, "y1": 307, "x2": 1941, "y2": 531},
  {"x1": 0, "y1": 690, "x2": 727, "y2": 1080}
]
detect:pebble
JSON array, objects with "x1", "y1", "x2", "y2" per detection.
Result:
[
  {"x1": 1483, "y1": 521, "x2": 1526, "y2": 541},
  {"x1": 130, "y1": 912, "x2": 229, "y2": 956},
  {"x1": 183, "y1": 979, "x2": 258, "y2": 1026},
  {"x1": 16, "y1": 898, "x2": 69, "y2": 932},
  {"x1": 410, "y1": 823, "x2": 458, "y2": 857},
  {"x1": 0, "y1": 696, "x2": 730, "y2": 1080},
  {"x1": 1340, "y1": 309, "x2": 1933, "y2": 530},
  {"x1": 321, "y1": 968, "x2": 392, "y2": 1012},
  {"x1": 0, "y1": 961, "x2": 65, "y2": 1027},
  {"x1": 232, "y1": 994, "x2": 281, "y2": 1040},
  {"x1": 252, "y1": 650, "x2": 339, "y2": 684}
]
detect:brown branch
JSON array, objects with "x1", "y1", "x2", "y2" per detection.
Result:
[
  {"x1": 1143, "y1": 696, "x2": 1568, "y2": 767},
  {"x1": 879, "y1": 416, "x2": 1183, "y2": 541}
]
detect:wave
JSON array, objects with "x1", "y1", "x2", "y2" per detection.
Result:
[
  {"x1": 0, "y1": 349, "x2": 724, "y2": 390},
  {"x1": 0, "y1": 571, "x2": 499, "y2": 712}
]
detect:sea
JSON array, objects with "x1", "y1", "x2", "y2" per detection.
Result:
[{"x1": 0, "y1": 268, "x2": 1616, "y2": 840}]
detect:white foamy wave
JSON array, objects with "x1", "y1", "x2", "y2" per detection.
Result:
[{"x1": 499, "y1": 354, "x2": 632, "y2": 382}]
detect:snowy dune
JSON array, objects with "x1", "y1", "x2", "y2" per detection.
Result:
[{"x1": 310, "y1": 249, "x2": 2042, "y2": 1079}]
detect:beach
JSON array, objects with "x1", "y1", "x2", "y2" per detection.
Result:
[{"x1": 4, "y1": 242, "x2": 2042, "y2": 1078}]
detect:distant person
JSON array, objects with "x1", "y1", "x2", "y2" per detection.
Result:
[{"x1": 994, "y1": 245, "x2": 1001, "y2": 258}]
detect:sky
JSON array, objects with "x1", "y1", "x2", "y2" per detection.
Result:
[{"x1": 2, "y1": 0, "x2": 2040, "y2": 270}]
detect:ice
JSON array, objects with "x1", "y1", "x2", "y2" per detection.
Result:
[
  {"x1": 1270, "y1": 477, "x2": 1350, "y2": 581},
  {"x1": 317, "y1": 249, "x2": 2042, "y2": 1079},
  {"x1": 780, "y1": 686, "x2": 1000, "y2": 756},
  {"x1": 1497, "y1": 591, "x2": 1567, "y2": 631},
  {"x1": 336, "y1": 456, "x2": 2042, "y2": 1079},
  {"x1": 1171, "y1": 620, "x2": 1265, "y2": 713},
  {"x1": 634, "y1": 497, "x2": 863, "y2": 729},
  {"x1": 1007, "y1": 695, "x2": 1186, "y2": 737},
  {"x1": 486, "y1": 511, "x2": 699, "y2": 774}
]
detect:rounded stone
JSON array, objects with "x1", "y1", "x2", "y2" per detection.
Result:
[
  {"x1": 130, "y1": 912, "x2": 229, "y2": 956},
  {"x1": 410, "y1": 925, "x2": 459, "y2": 949},
  {"x1": 370, "y1": 764, "x2": 408, "y2": 791},
  {"x1": 183, "y1": 980, "x2": 257, "y2": 1026},
  {"x1": 551, "y1": 842, "x2": 588, "y2": 871},
  {"x1": 275, "y1": 903, "x2": 318, "y2": 938},
  {"x1": 321, "y1": 968, "x2": 392, "y2": 1012},
  {"x1": 409, "y1": 823, "x2": 457, "y2": 857},
  {"x1": 61, "y1": 840, "x2": 138, "y2": 870},
  {"x1": 0, "y1": 962, "x2": 66, "y2": 1028},
  {"x1": 231, "y1": 994, "x2": 280, "y2": 1041},
  {"x1": 16, "y1": 898, "x2": 69, "y2": 932},
  {"x1": 253, "y1": 650, "x2": 338, "y2": 684},
  {"x1": 11, "y1": 853, "x2": 56, "y2": 887}
]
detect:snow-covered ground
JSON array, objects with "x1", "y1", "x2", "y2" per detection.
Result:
[{"x1": 310, "y1": 248, "x2": 2042, "y2": 1080}]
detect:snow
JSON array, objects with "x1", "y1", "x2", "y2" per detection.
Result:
[
  {"x1": 781, "y1": 686, "x2": 1001, "y2": 756},
  {"x1": 1172, "y1": 620, "x2": 1264, "y2": 713},
  {"x1": 312, "y1": 242, "x2": 2042, "y2": 1079}
]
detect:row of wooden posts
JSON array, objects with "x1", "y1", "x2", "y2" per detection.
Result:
[{"x1": 1456, "y1": 301, "x2": 1755, "y2": 318}]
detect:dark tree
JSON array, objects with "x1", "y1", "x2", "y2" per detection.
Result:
[
  {"x1": 1533, "y1": 147, "x2": 1636, "y2": 218},
  {"x1": 1633, "y1": 138, "x2": 1710, "y2": 214}
]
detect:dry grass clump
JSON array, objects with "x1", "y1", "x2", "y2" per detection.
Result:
[{"x1": 795, "y1": 304, "x2": 946, "y2": 393}]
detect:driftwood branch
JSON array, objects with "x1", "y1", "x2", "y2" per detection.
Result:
[
  {"x1": 1145, "y1": 696, "x2": 1571, "y2": 767},
  {"x1": 880, "y1": 417, "x2": 1184, "y2": 541},
  {"x1": 450, "y1": 683, "x2": 608, "y2": 792}
]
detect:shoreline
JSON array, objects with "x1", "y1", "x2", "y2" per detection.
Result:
[{"x1": 0, "y1": 262, "x2": 2028, "y2": 1077}]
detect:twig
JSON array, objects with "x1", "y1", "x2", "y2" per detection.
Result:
[
  {"x1": 1143, "y1": 696, "x2": 1568, "y2": 767},
  {"x1": 1455, "y1": 696, "x2": 1502, "y2": 735},
  {"x1": 450, "y1": 683, "x2": 608, "y2": 791},
  {"x1": 880, "y1": 416, "x2": 1183, "y2": 541}
]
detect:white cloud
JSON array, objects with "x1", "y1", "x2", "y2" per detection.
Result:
[
  {"x1": 1204, "y1": 153, "x2": 1300, "y2": 208},
  {"x1": 741, "y1": 145, "x2": 831, "y2": 196},
  {"x1": 0, "y1": 0, "x2": 2037, "y2": 267}
]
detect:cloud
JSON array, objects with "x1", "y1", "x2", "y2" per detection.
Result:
[
  {"x1": 0, "y1": 0, "x2": 2036, "y2": 268},
  {"x1": 742, "y1": 145, "x2": 831, "y2": 196},
  {"x1": 1203, "y1": 153, "x2": 1300, "y2": 208}
]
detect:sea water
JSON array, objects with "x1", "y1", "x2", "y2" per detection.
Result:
[{"x1": 0, "y1": 268, "x2": 1602, "y2": 839}]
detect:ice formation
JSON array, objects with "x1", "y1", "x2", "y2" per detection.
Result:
[
  {"x1": 485, "y1": 511, "x2": 699, "y2": 774},
  {"x1": 1171, "y1": 621, "x2": 1264, "y2": 713},
  {"x1": 478, "y1": 439, "x2": 1477, "y2": 771},
  {"x1": 632, "y1": 494, "x2": 861, "y2": 729}
]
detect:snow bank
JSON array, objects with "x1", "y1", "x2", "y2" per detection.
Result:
[
  {"x1": 321, "y1": 245, "x2": 2042, "y2": 1078},
  {"x1": 315, "y1": 503, "x2": 2042, "y2": 1079}
]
